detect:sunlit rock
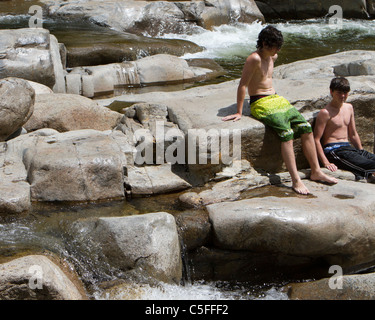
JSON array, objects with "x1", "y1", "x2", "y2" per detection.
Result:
[
  {"x1": 0, "y1": 255, "x2": 86, "y2": 300},
  {"x1": 0, "y1": 78, "x2": 35, "y2": 142},
  {"x1": 0, "y1": 28, "x2": 65, "y2": 92}
]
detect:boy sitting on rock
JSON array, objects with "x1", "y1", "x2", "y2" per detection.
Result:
[
  {"x1": 222, "y1": 25, "x2": 337, "y2": 194},
  {"x1": 314, "y1": 77, "x2": 375, "y2": 183}
]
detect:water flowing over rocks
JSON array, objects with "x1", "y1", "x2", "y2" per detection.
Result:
[
  {"x1": 40, "y1": 0, "x2": 264, "y2": 36},
  {"x1": 0, "y1": 28, "x2": 224, "y2": 98},
  {"x1": 68, "y1": 212, "x2": 182, "y2": 284},
  {"x1": 0, "y1": 255, "x2": 86, "y2": 300},
  {"x1": 2, "y1": 16, "x2": 375, "y2": 299},
  {"x1": 66, "y1": 54, "x2": 224, "y2": 98}
]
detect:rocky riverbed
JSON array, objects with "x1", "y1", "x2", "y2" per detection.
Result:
[{"x1": 1, "y1": 6, "x2": 375, "y2": 300}]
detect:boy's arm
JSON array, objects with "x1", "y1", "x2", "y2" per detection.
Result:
[
  {"x1": 313, "y1": 109, "x2": 338, "y2": 172},
  {"x1": 222, "y1": 55, "x2": 256, "y2": 122},
  {"x1": 347, "y1": 104, "x2": 363, "y2": 150}
]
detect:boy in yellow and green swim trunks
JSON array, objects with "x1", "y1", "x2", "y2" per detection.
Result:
[
  {"x1": 250, "y1": 94, "x2": 312, "y2": 142},
  {"x1": 222, "y1": 25, "x2": 337, "y2": 194}
]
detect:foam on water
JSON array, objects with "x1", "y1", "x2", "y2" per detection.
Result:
[
  {"x1": 159, "y1": 19, "x2": 375, "y2": 61},
  {"x1": 160, "y1": 22, "x2": 263, "y2": 60},
  {"x1": 96, "y1": 281, "x2": 289, "y2": 300}
]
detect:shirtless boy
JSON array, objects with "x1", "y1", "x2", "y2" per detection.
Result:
[
  {"x1": 314, "y1": 77, "x2": 375, "y2": 182},
  {"x1": 222, "y1": 25, "x2": 337, "y2": 194}
]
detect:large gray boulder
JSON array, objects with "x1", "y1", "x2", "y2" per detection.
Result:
[
  {"x1": 69, "y1": 212, "x2": 182, "y2": 284},
  {"x1": 23, "y1": 93, "x2": 122, "y2": 132},
  {"x1": 1, "y1": 129, "x2": 130, "y2": 205},
  {"x1": 0, "y1": 28, "x2": 65, "y2": 92},
  {"x1": 23, "y1": 130, "x2": 127, "y2": 202},
  {"x1": 41, "y1": 0, "x2": 264, "y2": 36},
  {"x1": 207, "y1": 179, "x2": 375, "y2": 270},
  {"x1": 0, "y1": 78, "x2": 35, "y2": 141},
  {"x1": 0, "y1": 255, "x2": 86, "y2": 300}
]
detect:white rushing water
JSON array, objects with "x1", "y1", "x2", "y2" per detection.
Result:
[
  {"x1": 96, "y1": 281, "x2": 289, "y2": 300},
  {"x1": 137, "y1": 283, "x2": 289, "y2": 300},
  {"x1": 159, "y1": 19, "x2": 375, "y2": 61}
]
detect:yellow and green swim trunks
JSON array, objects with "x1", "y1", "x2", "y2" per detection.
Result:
[{"x1": 250, "y1": 94, "x2": 312, "y2": 142}]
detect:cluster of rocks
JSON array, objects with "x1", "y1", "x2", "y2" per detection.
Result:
[
  {"x1": 0, "y1": 28, "x2": 224, "y2": 99},
  {"x1": 38, "y1": 0, "x2": 375, "y2": 36},
  {"x1": 2, "y1": 48, "x2": 375, "y2": 299},
  {"x1": 0, "y1": 88, "x2": 194, "y2": 213},
  {"x1": 3, "y1": 170, "x2": 375, "y2": 300},
  {"x1": 66, "y1": 54, "x2": 225, "y2": 98},
  {"x1": 40, "y1": 0, "x2": 264, "y2": 36},
  {"x1": 2, "y1": 5, "x2": 375, "y2": 299}
]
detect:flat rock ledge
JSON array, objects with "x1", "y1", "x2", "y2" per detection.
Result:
[{"x1": 206, "y1": 179, "x2": 375, "y2": 272}]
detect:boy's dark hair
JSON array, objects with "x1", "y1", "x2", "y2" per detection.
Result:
[
  {"x1": 330, "y1": 77, "x2": 350, "y2": 92},
  {"x1": 256, "y1": 25, "x2": 284, "y2": 49}
]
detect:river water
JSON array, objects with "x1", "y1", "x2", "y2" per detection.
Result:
[{"x1": 1, "y1": 5, "x2": 375, "y2": 300}]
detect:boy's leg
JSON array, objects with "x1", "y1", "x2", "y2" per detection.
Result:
[
  {"x1": 252, "y1": 96, "x2": 337, "y2": 191},
  {"x1": 281, "y1": 139, "x2": 310, "y2": 195},
  {"x1": 300, "y1": 132, "x2": 338, "y2": 184},
  {"x1": 331, "y1": 147, "x2": 375, "y2": 179}
]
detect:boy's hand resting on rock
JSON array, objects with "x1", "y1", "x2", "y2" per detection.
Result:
[
  {"x1": 324, "y1": 163, "x2": 338, "y2": 172},
  {"x1": 222, "y1": 113, "x2": 242, "y2": 122}
]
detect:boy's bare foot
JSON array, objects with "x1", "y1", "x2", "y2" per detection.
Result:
[
  {"x1": 292, "y1": 179, "x2": 310, "y2": 195},
  {"x1": 310, "y1": 170, "x2": 338, "y2": 185}
]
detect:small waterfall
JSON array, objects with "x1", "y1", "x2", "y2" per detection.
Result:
[
  {"x1": 114, "y1": 62, "x2": 140, "y2": 87},
  {"x1": 176, "y1": 223, "x2": 192, "y2": 286}
]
